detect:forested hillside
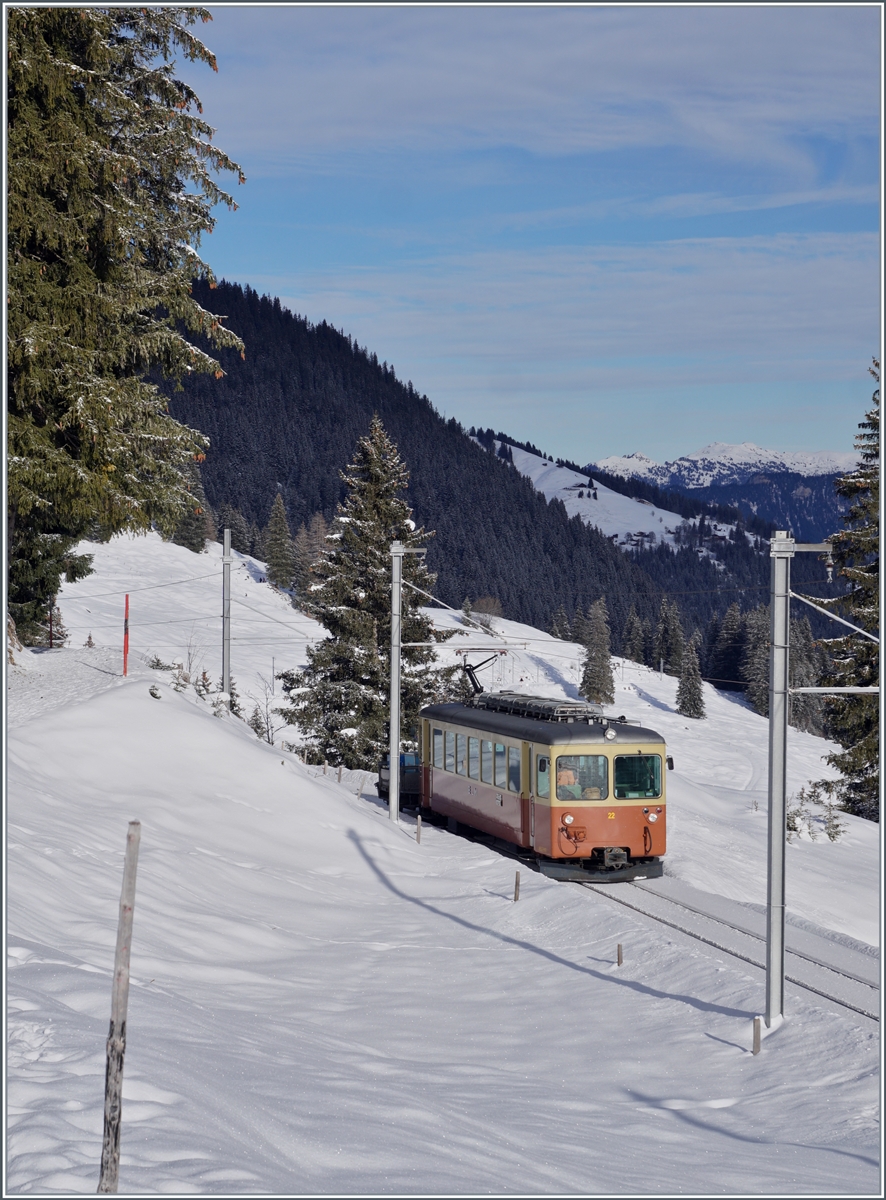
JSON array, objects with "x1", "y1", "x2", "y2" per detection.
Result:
[
  {"x1": 169, "y1": 282, "x2": 664, "y2": 640},
  {"x1": 168, "y1": 280, "x2": 842, "y2": 643},
  {"x1": 683, "y1": 474, "x2": 847, "y2": 542}
]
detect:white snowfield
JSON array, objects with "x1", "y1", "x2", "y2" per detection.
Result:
[
  {"x1": 492, "y1": 442, "x2": 736, "y2": 552},
  {"x1": 592, "y1": 442, "x2": 860, "y2": 490},
  {"x1": 6, "y1": 534, "x2": 880, "y2": 1195}
]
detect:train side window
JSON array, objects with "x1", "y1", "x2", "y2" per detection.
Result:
[
  {"x1": 480, "y1": 740, "x2": 493, "y2": 784},
  {"x1": 494, "y1": 743, "x2": 507, "y2": 788},
  {"x1": 456, "y1": 734, "x2": 467, "y2": 775},
  {"x1": 433, "y1": 728, "x2": 443, "y2": 769},
  {"x1": 536, "y1": 755, "x2": 550, "y2": 799},
  {"x1": 445, "y1": 731, "x2": 455, "y2": 772},
  {"x1": 468, "y1": 737, "x2": 479, "y2": 780},
  {"x1": 508, "y1": 746, "x2": 521, "y2": 792}
]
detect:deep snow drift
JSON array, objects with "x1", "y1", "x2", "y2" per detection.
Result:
[{"x1": 6, "y1": 534, "x2": 881, "y2": 1195}]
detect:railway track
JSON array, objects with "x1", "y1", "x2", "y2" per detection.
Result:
[
  {"x1": 580, "y1": 880, "x2": 880, "y2": 1023},
  {"x1": 431, "y1": 818, "x2": 880, "y2": 1023}
]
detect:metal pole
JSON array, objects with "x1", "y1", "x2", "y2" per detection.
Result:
[
  {"x1": 766, "y1": 531, "x2": 793, "y2": 1027},
  {"x1": 389, "y1": 542, "x2": 403, "y2": 825},
  {"x1": 122, "y1": 595, "x2": 129, "y2": 677},
  {"x1": 222, "y1": 529, "x2": 231, "y2": 703},
  {"x1": 98, "y1": 821, "x2": 141, "y2": 1194}
]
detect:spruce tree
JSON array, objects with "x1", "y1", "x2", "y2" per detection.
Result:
[
  {"x1": 550, "y1": 606, "x2": 570, "y2": 640},
  {"x1": 171, "y1": 461, "x2": 210, "y2": 553},
  {"x1": 217, "y1": 504, "x2": 252, "y2": 555},
  {"x1": 653, "y1": 598, "x2": 684, "y2": 675},
  {"x1": 278, "y1": 418, "x2": 455, "y2": 769},
  {"x1": 676, "y1": 641, "x2": 705, "y2": 718},
  {"x1": 7, "y1": 8, "x2": 244, "y2": 640},
  {"x1": 709, "y1": 602, "x2": 745, "y2": 690},
  {"x1": 250, "y1": 522, "x2": 266, "y2": 561},
  {"x1": 308, "y1": 512, "x2": 330, "y2": 562},
  {"x1": 579, "y1": 599, "x2": 615, "y2": 705},
  {"x1": 622, "y1": 606, "x2": 646, "y2": 665},
  {"x1": 813, "y1": 366, "x2": 879, "y2": 819},
  {"x1": 264, "y1": 494, "x2": 295, "y2": 588},
  {"x1": 741, "y1": 605, "x2": 827, "y2": 732},
  {"x1": 741, "y1": 604, "x2": 770, "y2": 716},
  {"x1": 701, "y1": 612, "x2": 721, "y2": 677},
  {"x1": 293, "y1": 523, "x2": 313, "y2": 595},
  {"x1": 571, "y1": 606, "x2": 590, "y2": 649}
]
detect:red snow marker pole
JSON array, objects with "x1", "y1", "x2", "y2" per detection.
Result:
[{"x1": 123, "y1": 594, "x2": 129, "y2": 677}]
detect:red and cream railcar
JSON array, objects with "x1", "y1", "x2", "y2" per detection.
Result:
[{"x1": 418, "y1": 693, "x2": 669, "y2": 881}]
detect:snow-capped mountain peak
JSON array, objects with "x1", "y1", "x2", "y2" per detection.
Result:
[{"x1": 590, "y1": 443, "x2": 858, "y2": 489}]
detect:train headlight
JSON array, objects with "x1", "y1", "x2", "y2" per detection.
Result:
[
  {"x1": 647, "y1": 812, "x2": 658, "y2": 823},
  {"x1": 604, "y1": 727, "x2": 617, "y2": 741},
  {"x1": 562, "y1": 813, "x2": 575, "y2": 825}
]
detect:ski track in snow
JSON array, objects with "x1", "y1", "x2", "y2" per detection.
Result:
[{"x1": 5, "y1": 533, "x2": 880, "y2": 1195}]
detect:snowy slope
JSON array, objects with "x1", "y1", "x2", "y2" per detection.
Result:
[
  {"x1": 497, "y1": 443, "x2": 729, "y2": 551},
  {"x1": 593, "y1": 442, "x2": 859, "y2": 489},
  {"x1": 46, "y1": 532, "x2": 325, "y2": 720},
  {"x1": 6, "y1": 535, "x2": 880, "y2": 1195}
]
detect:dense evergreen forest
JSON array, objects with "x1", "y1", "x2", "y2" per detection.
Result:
[{"x1": 169, "y1": 280, "x2": 843, "y2": 648}]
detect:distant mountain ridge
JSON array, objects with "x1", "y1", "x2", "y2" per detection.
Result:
[{"x1": 590, "y1": 442, "x2": 858, "y2": 490}]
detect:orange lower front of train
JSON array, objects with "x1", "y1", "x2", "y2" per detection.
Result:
[{"x1": 420, "y1": 764, "x2": 666, "y2": 883}]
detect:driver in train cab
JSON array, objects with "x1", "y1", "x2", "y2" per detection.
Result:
[{"x1": 556, "y1": 764, "x2": 582, "y2": 800}]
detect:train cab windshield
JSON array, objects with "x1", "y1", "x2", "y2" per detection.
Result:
[
  {"x1": 614, "y1": 754, "x2": 661, "y2": 799},
  {"x1": 554, "y1": 754, "x2": 609, "y2": 800}
]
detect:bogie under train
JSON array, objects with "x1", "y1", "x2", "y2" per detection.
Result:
[{"x1": 418, "y1": 693, "x2": 670, "y2": 881}]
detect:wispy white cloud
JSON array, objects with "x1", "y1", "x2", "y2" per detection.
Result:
[
  {"x1": 195, "y1": 6, "x2": 879, "y2": 173},
  {"x1": 257, "y1": 232, "x2": 878, "y2": 374}
]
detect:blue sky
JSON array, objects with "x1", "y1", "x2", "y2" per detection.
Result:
[{"x1": 182, "y1": 4, "x2": 881, "y2": 462}]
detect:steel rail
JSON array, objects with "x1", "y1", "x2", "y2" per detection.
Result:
[
  {"x1": 629, "y1": 882, "x2": 878, "y2": 989},
  {"x1": 579, "y1": 883, "x2": 879, "y2": 1023}
]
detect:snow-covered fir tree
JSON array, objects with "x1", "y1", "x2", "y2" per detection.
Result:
[
  {"x1": 216, "y1": 504, "x2": 252, "y2": 555},
  {"x1": 264, "y1": 494, "x2": 295, "y2": 588},
  {"x1": 741, "y1": 605, "x2": 826, "y2": 733},
  {"x1": 676, "y1": 641, "x2": 705, "y2": 718},
  {"x1": 579, "y1": 599, "x2": 615, "y2": 705},
  {"x1": 653, "y1": 598, "x2": 684, "y2": 675},
  {"x1": 622, "y1": 605, "x2": 646, "y2": 665},
  {"x1": 7, "y1": 8, "x2": 244, "y2": 642},
  {"x1": 813, "y1": 364, "x2": 880, "y2": 820},
  {"x1": 570, "y1": 605, "x2": 590, "y2": 649},
  {"x1": 278, "y1": 417, "x2": 455, "y2": 769},
  {"x1": 171, "y1": 461, "x2": 210, "y2": 553},
  {"x1": 550, "y1": 605, "x2": 570, "y2": 640},
  {"x1": 293, "y1": 512, "x2": 329, "y2": 597},
  {"x1": 250, "y1": 522, "x2": 266, "y2": 562},
  {"x1": 741, "y1": 604, "x2": 770, "y2": 715},
  {"x1": 787, "y1": 616, "x2": 827, "y2": 735},
  {"x1": 709, "y1": 602, "x2": 744, "y2": 689}
]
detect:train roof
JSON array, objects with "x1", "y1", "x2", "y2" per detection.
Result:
[{"x1": 420, "y1": 692, "x2": 665, "y2": 746}]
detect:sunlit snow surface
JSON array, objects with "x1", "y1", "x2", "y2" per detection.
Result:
[{"x1": 6, "y1": 533, "x2": 880, "y2": 1195}]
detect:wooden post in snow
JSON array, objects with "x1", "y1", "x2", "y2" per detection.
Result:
[
  {"x1": 617, "y1": 943, "x2": 623, "y2": 967},
  {"x1": 98, "y1": 821, "x2": 141, "y2": 1194},
  {"x1": 514, "y1": 870, "x2": 520, "y2": 902},
  {"x1": 752, "y1": 1016, "x2": 762, "y2": 1056},
  {"x1": 415, "y1": 813, "x2": 421, "y2": 844}
]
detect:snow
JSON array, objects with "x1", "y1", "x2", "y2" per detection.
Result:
[
  {"x1": 592, "y1": 443, "x2": 860, "y2": 490},
  {"x1": 490, "y1": 442, "x2": 720, "y2": 551},
  {"x1": 5, "y1": 533, "x2": 881, "y2": 1195}
]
